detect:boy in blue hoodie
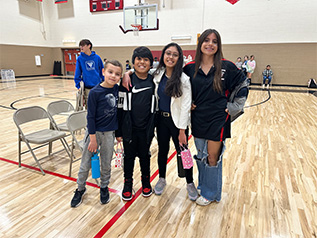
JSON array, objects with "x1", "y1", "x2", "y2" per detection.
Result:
[{"x1": 74, "y1": 39, "x2": 104, "y2": 108}]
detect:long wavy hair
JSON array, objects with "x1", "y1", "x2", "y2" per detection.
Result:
[
  {"x1": 154, "y1": 42, "x2": 184, "y2": 98},
  {"x1": 194, "y1": 29, "x2": 223, "y2": 93}
]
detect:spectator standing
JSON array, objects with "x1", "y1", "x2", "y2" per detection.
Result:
[
  {"x1": 74, "y1": 39, "x2": 104, "y2": 109},
  {"x1": 235, "y1": 57, "x2": 242, "y2": 70}
]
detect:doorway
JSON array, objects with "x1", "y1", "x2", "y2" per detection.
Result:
[{"x1": 63, "y1": 49, "x2": 80, "y2": 76}]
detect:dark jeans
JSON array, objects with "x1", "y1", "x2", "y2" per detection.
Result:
[
  {"x1": 156, "y1": 114, "x2": 193, "y2": 184},
  {"x1": 123, "y1": 129, "x2": 152, "y2": 179}
]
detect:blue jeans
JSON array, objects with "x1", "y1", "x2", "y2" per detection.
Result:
[
  {"x1": 263, "y1": 76, "x2": 272, "y2": 84},
  {"x1": 194, "y1": 137, "x2": 226, "y2": 202}
]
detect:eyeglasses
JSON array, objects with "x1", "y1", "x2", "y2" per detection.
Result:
[{"x1": 165, "y1": 51, "x2": 179, "y2": 58}]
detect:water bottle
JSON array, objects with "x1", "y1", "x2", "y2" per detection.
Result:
[{"x1": 91, "y1": 152, "x2": 100, "y2": 179}]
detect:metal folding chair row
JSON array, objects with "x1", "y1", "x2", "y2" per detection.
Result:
[
  {"x1": 13, "y1": 101, "x2": 87, "y2": 177},
  {"x1": 13, "y1": 106, "x2": 72, "y2": 175}
]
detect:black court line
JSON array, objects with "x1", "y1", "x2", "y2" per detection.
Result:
[
  {"x1": 9, "y1": 91, "x2": 74, "y2": 110},
  {"x1": 245, "y1": 88, "x2": 271, "y2": 109}
]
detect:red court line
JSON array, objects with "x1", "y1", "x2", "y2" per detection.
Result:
[
  {"x1": 0, "y1": 157, "x2": 120, "y2": 194},
  {"x1": 94, "y1": 135, "x2": 192, "y2": 237}
]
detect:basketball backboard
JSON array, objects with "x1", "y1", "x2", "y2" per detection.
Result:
[{"x1": 119, "y1": 4, "x2": 159, "y2": 34}]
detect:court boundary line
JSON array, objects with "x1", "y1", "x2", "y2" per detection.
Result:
[{"x1": 0, "y1": 157, "x2": 120, "y2": 194}]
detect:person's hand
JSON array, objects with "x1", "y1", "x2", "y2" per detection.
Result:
[
  {"x1": 178, "y1": 129, "x2": 187, "y2": 146},
  {"x1": 225, "y1": 108, "x2": 229, "y2": 114},
  {"x1": 122, "y1": 71, "x2": 132, "y2": 90},
  {"x1": 88, "y1": 141, "x2": 98, "y2": 153},
  {"x1": 116, "y1": 137, "x2": 122, "y2": 142},
  {"x1": 88, "y1": 135, "x2": 98, "y2": 153},
  {"x1": 191, "y1": 103, "x2": 196, "y2": 110}
]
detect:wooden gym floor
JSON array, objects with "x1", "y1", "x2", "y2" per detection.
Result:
[{"x1": 0, "y1": 77, "x2": 316, "y2": 238}]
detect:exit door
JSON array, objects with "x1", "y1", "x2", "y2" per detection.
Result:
[{"x1": 63, "y1": 49, "x2": 80, "y2": 75}]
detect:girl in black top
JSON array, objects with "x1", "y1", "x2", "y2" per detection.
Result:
[{"x1": 183, "y1": 29, "x2": 247, "y2": 206}]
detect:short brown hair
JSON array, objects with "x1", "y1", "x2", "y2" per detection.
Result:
[
  {"x1": 105, "y1": 60, "x2": 123, "y2": 74},
  {"x1": 79, "y1": 39, "x2": 92, "y2": 50}
]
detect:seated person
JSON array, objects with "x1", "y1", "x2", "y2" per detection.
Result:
[{"x1": 262, "y1": 65, "x2": 273, "y2": 89}]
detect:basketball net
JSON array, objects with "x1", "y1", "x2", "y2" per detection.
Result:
[{"x1": 131, "y1": 24, "x2": 142, "y2": 36}]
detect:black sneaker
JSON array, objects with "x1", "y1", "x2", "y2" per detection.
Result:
[
  {"x1": 122, "y1": 178, "x2": 133, "y2": 201},
  {"x1": 141, "y1": 176, "x2": 152, "y2": 197},
  {"x1": 100, "y1": 187, "x2": 110, "y2": 205},
  {"x1": 70, "y1": 188, "x2": 86, "y2": 208}
]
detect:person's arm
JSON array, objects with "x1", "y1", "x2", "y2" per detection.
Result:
[
  {"x1": 178, "y1": 75, "x2": 192, "y2": 145},
  {"x1": 115, "y1": 83, "x2": 125, "y2": 138},
  {"x1": 178, "y1": 129, "x2": 187, "y2": 146},
  {"x1": 226, "y1": 61, "x2": 249, "y2": 118},
  {"x1": 99, "y1": 57, "x2": 104, "y2": 82},
  {"x1": 74, "y1": 59, "x2": 83, "y2": 89},
  {"x1": 122, "y1": 68, "x2": 156, "y2": 90},
  {"x1": 86, "y1": 90, "x2": 98, "y2": 152},
  {"x1": 122, "y1": 70, "x2": 133, "y2": 90}
]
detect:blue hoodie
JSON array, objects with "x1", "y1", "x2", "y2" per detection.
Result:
[{"x1": 74, "y1": 51, "x2": 104, "y2": 89}]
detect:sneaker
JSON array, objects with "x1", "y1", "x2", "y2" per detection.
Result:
[
  {"x1": 142, "y1": 176, "x2": 152, "y2": 197},
  {"x1": 187, "y1": 183, "x2": 199, "y2": 201},
  {"x1": 122, "y1": 178, "x2": 133, "y2": 201},
  {"x1": 100, "y1": 187, "x2": 110, "y2": 205},
  {"x1": 262, "y1": 84, "x2": 265, "y2": 89},
  {"x1": 196, "y1": 196, "x2": 212, "y2": 206},
  {"x1": 267, "y1": 84, "x2": 270, "y2": 89},
  {"x1": 70, "y1": 188, "x2": 86, "y2": 208},
  {"x1": 154, "y1": 177, "x2": 166, "y2": 195}
]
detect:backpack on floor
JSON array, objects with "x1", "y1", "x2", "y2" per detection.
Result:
[{"x1": 308, "y1": 78, "x2": 317, "y2": 88}]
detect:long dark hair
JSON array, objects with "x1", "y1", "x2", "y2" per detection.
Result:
[
  {"x1": 154, "y1": 42, "x2": 184, "y2": 98},
  {"x1": 194, "y1": 29, "x2": 223, "y2": 93}
]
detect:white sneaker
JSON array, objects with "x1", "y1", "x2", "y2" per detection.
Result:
[
  {"x1": 196, "y1": 196, "x2": 212, "y2": 206},
  {"x1": 154, "y1": 177, "x2": 166, "y2": 195},
  {"x1": 262, "y1": 84, "x2": 265, "y2": 89},
  {"x1": 267, "y1": 84, "x2": 270, "y2": 89}
]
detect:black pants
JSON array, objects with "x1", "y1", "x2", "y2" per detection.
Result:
[
  {"x1": 156, "y1": 114, "x2": 193, "y2": 184},
  {"x1": 123, "y1": 129, "x2": 151, "y2": 180}
]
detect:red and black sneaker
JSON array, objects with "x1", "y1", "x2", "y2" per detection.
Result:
[
  {"x1": 141, "y1": 176, "x2": 152, "y2": 197},
  {"x1": 122, "y1": 178, "x2": 133, "y2": 201}
]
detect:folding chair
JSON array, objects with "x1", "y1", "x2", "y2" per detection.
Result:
[
  {"x1": 66, "y1": 110, "x2": 87, "y2": 177},
  {"x1": 13, "y1": 106, "x2": 72, "y2": 175},
  {"x1": 47, "y1": 100, "x2": 75, "y2": 132}
]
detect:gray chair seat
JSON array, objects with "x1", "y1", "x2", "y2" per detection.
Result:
[
  {"x1": 24, "y1": 129, "x2": 66, "y2": 144},
  {"x1": 56, "y1": 122, "x2": 69, "y2": 131}
]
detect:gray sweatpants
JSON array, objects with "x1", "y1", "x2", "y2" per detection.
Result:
[{"x1": 77, "y1": 130, "x2": 115, "y2": 190}]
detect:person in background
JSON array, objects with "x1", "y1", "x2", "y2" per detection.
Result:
[
  {"x1": 241, "y1": 55, "x2": 249, "y2": 77},
  {"x1": 125, "y1": 60, "x2": 131, "y2": 71},
  {"x1": 74, "y1": 39, "x2": 104, "y2": 109},
  {"x1": 235, "y1": 57, "x2": 242, "y2": 70},
  {"x1": 246, "y1": 55, "x2": 256, "y2": 85},
  {"x1": 153, "y1": 57, "x2": 159, "y2": 69},
  {"x1": 262, "y1": 65, "x2": 273, "y2": 89},
  {"x1": 70, "y1": 60, "x2": 122, "y2": 208}
]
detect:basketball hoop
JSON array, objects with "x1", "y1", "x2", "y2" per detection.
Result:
[{"x1": 131, "y1": 24, "x2": 142, "y2": 36}]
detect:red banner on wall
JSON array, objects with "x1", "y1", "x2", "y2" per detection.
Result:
[
  {"x1": 226, "y1": 0, "x2": 239, "y2": 5},
  {"x1": 55, "y1": 0, "x2": 68, "y2": 4}
]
